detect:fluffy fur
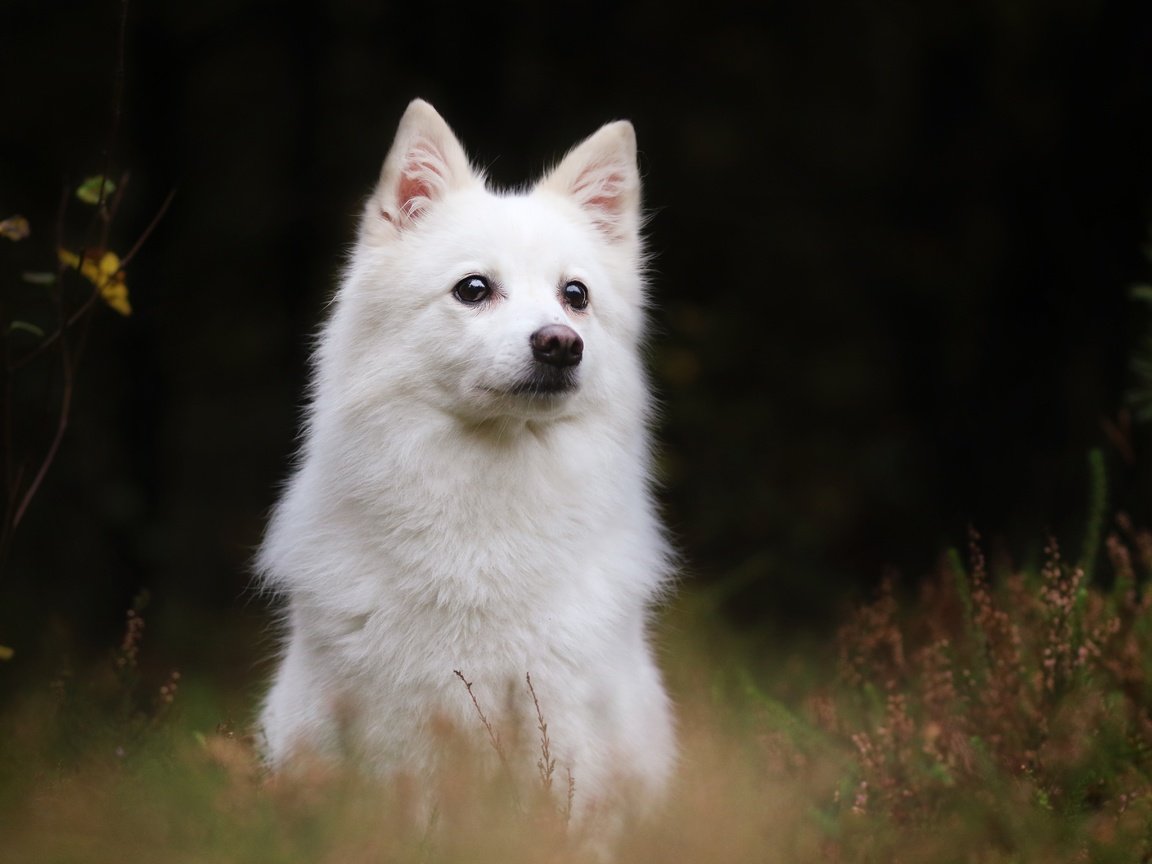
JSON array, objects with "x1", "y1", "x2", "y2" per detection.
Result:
[{"x1": 257, "y1": 99, "x2": 676, "y2": 814}]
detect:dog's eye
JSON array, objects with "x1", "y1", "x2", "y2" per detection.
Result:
[
  {"x1": 453, "y1": 276, "x2": 491, "y2": 305},
  {"x1": 562, "y1": 281, "x2": 589, "y2": 310}
]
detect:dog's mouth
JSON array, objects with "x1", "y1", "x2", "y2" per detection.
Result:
[
  {"x1": 513, "y1": 365, "x2": 579, "y2": 397},
  {"x1": 499, "y1": 365, "x2": 580, "y2": 399}
]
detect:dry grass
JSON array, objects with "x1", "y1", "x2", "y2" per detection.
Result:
[{"x1": 3, "y1": 521, "x2": 1152, "y2": 863}]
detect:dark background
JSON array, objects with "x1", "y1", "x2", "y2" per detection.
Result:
[{"x1": 2, "y1": 0, "x2": 1152, "y2": 671}]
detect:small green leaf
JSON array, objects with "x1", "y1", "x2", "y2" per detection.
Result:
[
  {"x1": 20, "y1": 271, "x2": 56, "y2": 286},
  {"x1": 76, "y1": 175, "x2": 116, "y2": 205},
  {"x1": 1130, "y1": 284, "x2": 1152, "y2": 304},
  {"x1": 9, "y1": 321, "x2": 45, "y2": 338}
]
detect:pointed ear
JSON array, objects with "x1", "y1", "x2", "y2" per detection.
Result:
[
  {"x1": 374, "y1": 99, "x2": 476, "y2": 228},
  {"x1": 540, "y1": 120, "x2": 641, "y2": 244}
]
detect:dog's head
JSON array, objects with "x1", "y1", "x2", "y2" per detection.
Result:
[{"x1": 330, "y1": 100, "x2": 650, "y2": 426}]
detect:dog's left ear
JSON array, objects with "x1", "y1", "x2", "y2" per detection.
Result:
[
  {"x1": 374, "y1": 99, "x2": 477, "y2": 230},
  {"x1": 540, "y1": 121, "x2": 641, "y2": 245}
]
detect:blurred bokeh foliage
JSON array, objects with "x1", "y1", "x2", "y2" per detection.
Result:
[{"x1": 0, "y1": 0, "x2": 1151, "y2": 666}]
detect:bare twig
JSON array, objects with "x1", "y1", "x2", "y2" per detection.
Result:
[
  {"x1": 118, "y1": 186, "x2": 176, "y2": 269},
  {"x1": 93, "y1": 171, "x2": 129, "y2": 253},
  {"x1": 0, "y1": 185, "x2": 75, "y2": 568},
  {"x1": 10, "y1": 286, "x2": 101, "y2": 371},
  {"x1": 526, "y1": 672, "x2": 556, "y2": 793},
  {"x1": 453, "y1": 669, "x2": 508, "y2": 764},
  {"x1": 10, "y1": 186, "x2": 77, "y2": 532},
  {"x1": 453, "y1": 669, "x2": 526, "y2": 813}
]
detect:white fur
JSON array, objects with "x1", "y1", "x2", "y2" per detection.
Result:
[{"x1": 257, "y1": 99, "x2": 675, "y2": 813}]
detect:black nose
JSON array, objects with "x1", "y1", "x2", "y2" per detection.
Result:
[{"x1": 530, "y1": 324, "x2": 584, "y2": 367}]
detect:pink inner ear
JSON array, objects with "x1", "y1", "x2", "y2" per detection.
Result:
[
  {"x1": 573, "y1": 165, "x2": 627, "y2": 217},
  {"x1": 395, "y1": 142, "x2": 449, "y2": 220},
  {"x1": 396, "y1": 172, "x2": 431, "y2": 220}
]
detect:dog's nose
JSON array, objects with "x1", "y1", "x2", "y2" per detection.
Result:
[{"x1": 530, "y1": 324, "x2": 583, "y2": 367}]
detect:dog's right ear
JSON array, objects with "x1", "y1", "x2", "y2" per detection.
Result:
[{"x1": 373, "y1": 99, "x2": 475, "y2": 230}]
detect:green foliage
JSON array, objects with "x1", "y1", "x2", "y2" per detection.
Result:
[
  {"x1": 75, "y1": 174, "x2": 117, "y2": 206},
  {"x1": 3, "y1": 523, "x2": 1152, "y2": 862},
  {"x1": 6, "y1": 321, "x2": 45, "y2": 339},
  {"x1": 18, "y1": 271, "x2": 56, "y2": 286}
]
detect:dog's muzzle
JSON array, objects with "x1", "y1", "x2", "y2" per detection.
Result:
[{"x1": 511, "y1": 324, "x2": 583, "y2": 396}]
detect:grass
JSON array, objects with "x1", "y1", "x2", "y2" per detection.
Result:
[{"x1": 2, "y1": 520, "x2": 1152, "y2": 863}]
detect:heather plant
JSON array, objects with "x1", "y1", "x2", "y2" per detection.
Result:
[
  {"x1": 29, "y1": 592, "x2": 182, "y2": 765},
  {"x1": 830, "y1": 520, "x2": 1152, "y2": 860},
  {"x1": 5, "y1": 526, "x2": 1152, "y2": 863}
]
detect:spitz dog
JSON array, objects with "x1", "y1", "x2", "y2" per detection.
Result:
[{"x1": 258, "y1": 99, "x2": 675, "y2": 816}]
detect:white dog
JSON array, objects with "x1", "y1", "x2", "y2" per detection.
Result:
[{"x1": 257, "y1": 99, "x2": 675, "y2": 816}]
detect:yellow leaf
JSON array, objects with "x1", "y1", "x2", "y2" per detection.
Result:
[
  {"x1": 0, "y1": 645, "x2": 13, "y2": 661},
  {"x1": 98, "y1": 251, "x2": 121, "y2": 276},
  {"x1": 0, "y1": 215, "x2": 29, "y2": 241},
  {"x1": 101, "y1": 277, "x2": 132, "y2": 316},
  {"x1": 58, "y1": 247, "x2": 132, "y2": 316}
]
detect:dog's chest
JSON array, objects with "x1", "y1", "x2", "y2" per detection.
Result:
[{"x1": 305, "y1": 422, "x2": 643, "y2": 691}]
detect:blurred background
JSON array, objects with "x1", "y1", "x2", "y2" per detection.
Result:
[{"x1": 1, "y1": 0, "x2": 1151, "y2": 678}]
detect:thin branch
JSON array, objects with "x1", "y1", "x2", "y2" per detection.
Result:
[
  {"x1": 526, "y1": 672, "x2": 556, "y2": 793},
  {"x1": 453, "y1": 669, "x2": 508, "y2": 764},
  {"x1": 11, "y1": 368, "x2": 72, "y2": 530},
  {"x1": 95, "y1": 171, "x2": 131, "y2": 253},
  {"x1": 118, "y1": 185, "x2": 176, "y2": 268},
  {"x1": 453, "y1": 669, "x2": 523, "y2": 812},
  {"x1": 11, "y1": 185, "x2": 77, "y2": 531},
  {"x1": 0, "y1": 182, "x2": 72, "y2": 570},
  {"x1": 10, "y1": 285, "x2": 101, "y2": 371}
]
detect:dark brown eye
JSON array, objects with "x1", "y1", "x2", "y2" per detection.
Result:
[
  {"x1": 453, "y1": 276, "x2": 491, "y2": 305},
  {"x1": 562, "y1": 280, "x2": 589, "y2": 310}
]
